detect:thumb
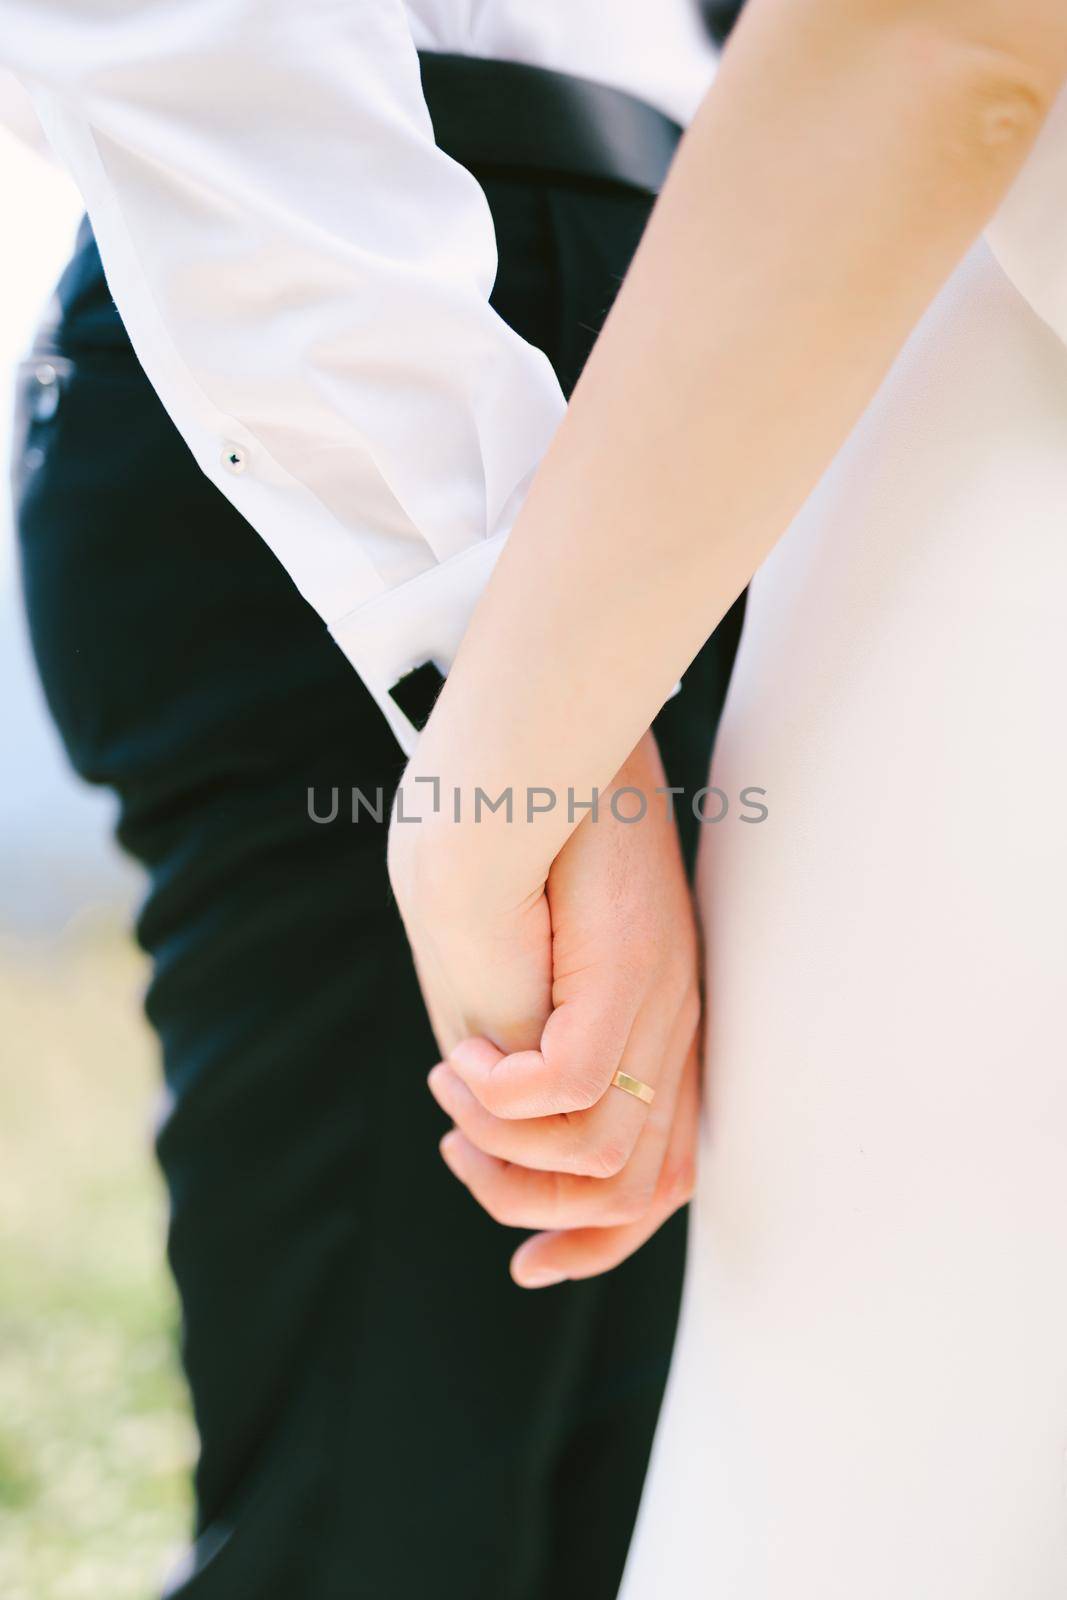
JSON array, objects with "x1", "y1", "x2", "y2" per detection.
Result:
[{"x1": 449, "y1": 968, "x2": 639, "y2": 1119}]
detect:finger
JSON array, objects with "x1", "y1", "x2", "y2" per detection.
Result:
[
  {"x1": 438, "y1": 1016, "x2": 686, "y2": 1233},
  {"x1": 440, "y1": 994, "x2": 695, "y2": 1225},
  {"x1": 447, "y1": 977, "x2": 640, "y2": 1119},
  {"x1": 438, "y1": 1129, "x2": 660, "y2": 1233},
  {"x1": 510, "y1": 1043, "x2": 701, "y2": 1287},
  {"x1": 436, "y1": 975, "x2": 696, "y2": 1176},
  {"x1": 429, "y1": 1061, "x2": 648, "y2": 1178},
  {"x1": 440, "y1": 974, "x2": 698, "y2": 1228}
]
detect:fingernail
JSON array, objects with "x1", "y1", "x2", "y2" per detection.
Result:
[
  {"x1": 515, "y1": 1264, "x2": 568, "y2": 1289},
  {"x1": 512, "y1": 1245, "x2": 569, "y2": 1288},
  {"x1": 439, "y1": 1129, "x2": 461, "y2": 1170},
  {"x1": 427, "y1": 1063, "x2": 448, "y2": 1101}
]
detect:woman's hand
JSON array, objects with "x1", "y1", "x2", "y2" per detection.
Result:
[{"x1": 388, "y1": 729, "x2": 702, "y2": 1284}]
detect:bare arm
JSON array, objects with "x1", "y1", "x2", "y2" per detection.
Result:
[
  {"x1": 395, "y1": 0, "x2": 1067, "y2": 902},
  {"x1": 390, "y1": 0, "x2": 1067, "y2": 1284}
]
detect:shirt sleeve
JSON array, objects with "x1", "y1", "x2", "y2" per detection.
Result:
[{"x1": 5, "y1": 0, "x2": 566, "y2": 752}]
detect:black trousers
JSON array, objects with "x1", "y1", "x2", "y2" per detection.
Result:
[{"x1": 13, "y1": 135, "x2": 740, "y2": 1600}]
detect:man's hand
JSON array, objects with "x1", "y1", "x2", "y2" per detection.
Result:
[{"x1": 388, "y1": 730, "x2": 701, "y2": 1286}]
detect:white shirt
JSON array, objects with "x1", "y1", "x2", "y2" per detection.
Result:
[{"x1": 3, "y1": 1, "x2": 716, "y2": 751}]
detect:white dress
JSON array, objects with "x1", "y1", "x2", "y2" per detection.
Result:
[{"x1": 622, "y1": 91, "x2": 1067, "y2": 1597}]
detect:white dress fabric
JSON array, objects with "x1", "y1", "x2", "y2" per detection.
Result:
[{"x1": 622, "y1": 91, "x2": 1067, "y2": 1597}]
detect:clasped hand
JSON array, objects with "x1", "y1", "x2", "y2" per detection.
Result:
[{"x1": 388, "y1": 731, "x2": 701, "y2": 1288}]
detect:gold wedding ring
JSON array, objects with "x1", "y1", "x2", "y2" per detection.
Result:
[{"x1": 610, "y1": 1069, "x2": 656, "y2": 1106}]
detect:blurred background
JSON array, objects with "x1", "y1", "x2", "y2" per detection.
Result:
[{"x1": 0, "y1": 92, "x2": 193, "y2": 1600}]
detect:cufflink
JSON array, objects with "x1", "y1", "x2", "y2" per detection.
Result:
[
  {"x1": 32, "y1": 362, "x2": 61, "y2": 422},
  {"x1": 389, "y1": 661, "x2": 445, "y2": 734}
]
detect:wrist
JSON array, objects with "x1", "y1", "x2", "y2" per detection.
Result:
[
  {"x1": 388, "y1": 726, "x2": 665, "y2": 924},
  {"x1": 387, "y1": 766, "x2": 546, "y2": 931}
]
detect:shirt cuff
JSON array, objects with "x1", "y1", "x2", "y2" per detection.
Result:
[
  {"x1": 329, "y1": 527, "x2": 685, "y2": 757},
  {"x1": 328, "y1": 530, "x2": 509, "y2": 755}
]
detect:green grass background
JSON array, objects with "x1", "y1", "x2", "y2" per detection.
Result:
[{"x1": 0, "y1": 923, "x2": 193, "y2": 1599}]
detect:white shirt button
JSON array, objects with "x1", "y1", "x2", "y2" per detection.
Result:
[{"x1": 222, "y1": 442, "x2": 248, "y2": 474}]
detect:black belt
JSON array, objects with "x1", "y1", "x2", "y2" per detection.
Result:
[
  {"x1": 419, "y1": 53, "x2": 683, "y2": 198},
  {"x1": 47, "y1": 53, "x2": 683, "y2": 358}
]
